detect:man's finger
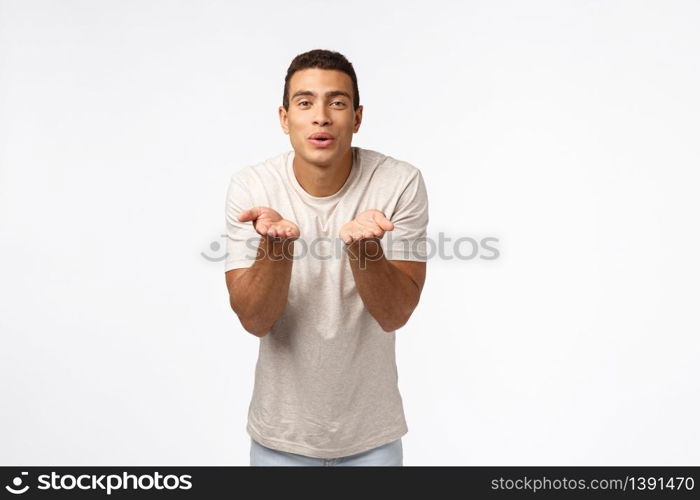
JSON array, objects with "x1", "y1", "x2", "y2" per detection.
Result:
[
  {"x1": 373, "y1": 211, "x2": 394, "y2": 231},
  {"x1": 237, "y1": 209, "x2": 250, "y2": 222},
  {"x1": 238, "y1": 207, "x2": 261, "y2": 222}
]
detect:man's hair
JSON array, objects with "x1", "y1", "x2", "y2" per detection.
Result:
[{"x1": 282, "y1": 49, "x2": 360, "y2": 112}]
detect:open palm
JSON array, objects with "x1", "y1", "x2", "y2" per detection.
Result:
[
  {"x1": 339, "y1": 209, "x2": 394, "y2": 244},
  {"x1": 238, "y1": 206, "x2": 300, "y2": 240}
]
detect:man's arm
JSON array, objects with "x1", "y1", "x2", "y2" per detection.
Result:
[
  {"x1": 226, "y1": 235, "x2": 294, "y2": 337},
  {"x1": 225, "y1": 206, "x2": 299, "y2": 338},
  {"x1": 345, "y1": 237, "x2": 426, "y2": 332}
]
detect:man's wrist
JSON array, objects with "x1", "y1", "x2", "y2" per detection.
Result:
[{"x1": 345, "y1": 237, "x2": 383, "y2": 265}]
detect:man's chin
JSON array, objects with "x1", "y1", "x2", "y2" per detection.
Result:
[{"x1": 302, "y1": 146, "x2": 337, "y2": 165}]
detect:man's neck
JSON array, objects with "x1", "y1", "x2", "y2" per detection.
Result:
[{"x1": 292, "y1": 148, "x2": 354, "y2": 197}]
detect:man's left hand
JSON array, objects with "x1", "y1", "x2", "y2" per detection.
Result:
[{"x1": 339, "y1": 209, "x2": 394, "y2": 245}]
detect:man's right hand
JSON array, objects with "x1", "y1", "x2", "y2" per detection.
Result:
[
  {"x1": 238, "y1": 207, "x2": 300, "y2": 240},
  {"x1": 230, "y1": 206, "x2": 298, "y2": 337}
]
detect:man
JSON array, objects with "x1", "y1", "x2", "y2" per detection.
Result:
[{"x1": 224, "y1": 49, "x2": 429, "y2": 466}]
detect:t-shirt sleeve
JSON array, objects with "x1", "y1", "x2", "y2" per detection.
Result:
[
  {"x1": 383, "y1": 168, "x2": 429, "y2": 261},
  {"x1": 224, "y1": 175, "x2": 261, "y2": 271}
]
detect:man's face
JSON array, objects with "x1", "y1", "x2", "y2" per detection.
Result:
[{"x1": 279, "y1": 68, "x2": 363, "y2": 167}]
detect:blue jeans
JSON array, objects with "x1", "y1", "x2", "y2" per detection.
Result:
[{"x1": 250, "y1": 437, "x2": 403, "y2": 466}]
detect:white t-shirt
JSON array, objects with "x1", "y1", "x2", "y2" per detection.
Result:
[{"x1": 224, "y1": 146, "x2": 429, "y2": 458}]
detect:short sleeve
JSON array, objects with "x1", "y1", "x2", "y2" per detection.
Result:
[
  {"x1": 224, "y1": 175, "x2": 261, "y2": 271},
  {"x1": 383, "y1": 168, "x2": 429, "y2": 261}
]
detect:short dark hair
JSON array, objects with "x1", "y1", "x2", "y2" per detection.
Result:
[{"x1": 282, "y1": 49, "x2": 360, "y2": 112}]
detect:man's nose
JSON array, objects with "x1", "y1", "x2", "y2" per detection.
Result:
[{"x1": 313, "y1": 108, "x2": 331, "y2": 126}]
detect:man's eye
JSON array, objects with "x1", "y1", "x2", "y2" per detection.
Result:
[
  {"x1": 331, "y1": 101, "x2": 345, "y2": 106},
  {"x1": 298, "y1": 101, "x2": 310, "y2": 106}
]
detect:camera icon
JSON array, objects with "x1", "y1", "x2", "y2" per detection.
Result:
[
  {"x1": 5, "y1": 471, "x2": 29, "y2": 494},
  {"x1": 201, "y1": 234, "x2": 229, "y2": 262}
]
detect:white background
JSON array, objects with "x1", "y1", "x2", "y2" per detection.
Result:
[{"x1": 1, "y1": 0, "x2": 698, "y2": 465}]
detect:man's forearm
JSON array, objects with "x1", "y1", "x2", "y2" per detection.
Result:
[
  {"x1": 230, "y1": 236, "x2": 294, "y2": 337},
  {"x1": 345, "y1": 238, "x2": 419, "y2": 332}
]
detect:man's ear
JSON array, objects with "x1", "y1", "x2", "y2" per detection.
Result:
[
  {"x1": 279, "y1": 106, "x2": 289, "y2": 134},
  {"x1": 353, "y1": 105, "x2": 363, "y2": 133}
]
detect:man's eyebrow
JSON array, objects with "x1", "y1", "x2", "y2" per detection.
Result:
[{"x1": 291, "y1": 90, "x2": 352, "y2": 100}]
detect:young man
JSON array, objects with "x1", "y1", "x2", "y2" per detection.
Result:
[{"x1": 224, "y1": 49, "x2": 429, "y2": 466}]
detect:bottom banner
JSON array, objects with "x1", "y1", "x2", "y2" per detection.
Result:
[{"x1": 0, "y1": 466, "x2": 697, "y2": 498}]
